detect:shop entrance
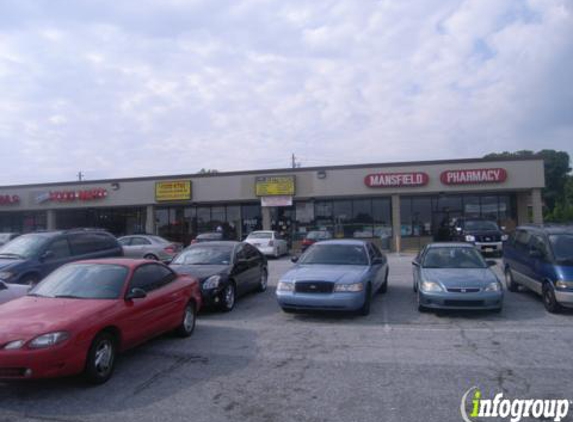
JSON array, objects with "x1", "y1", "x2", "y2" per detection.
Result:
[{"x1": 270, "y1": 206, "x2": 295, "y2": 247}]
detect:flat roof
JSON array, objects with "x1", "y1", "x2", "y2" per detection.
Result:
[{"x1": 0, "y1": 155, "x2": 544, "y2": 189}]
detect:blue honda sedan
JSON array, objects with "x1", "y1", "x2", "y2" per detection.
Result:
[
  {"x1": 413, "y1": 243, "x2": 503, "y2": 313},
  {"x1": 276, "y1": 240, "x2": 389, "y2": 316}
]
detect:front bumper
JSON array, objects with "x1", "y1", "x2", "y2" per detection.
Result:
[
  {"x1": 200, "y1": 286, "x2": 226, "y2": 308},
  {"x1": 276, "y1": 290, "x2": 366, "y2": 311},
  {"x1": 418, "y1": 290, "x2": 503, "y2": 310},
  {"x1": 0, "y1": 342, "x2": 87, "y2": 380},
  {"x1": 474, "y1": 241, "x2": 503, "y2": 254},
  {"x1": 555, "y1": 289, "x2": 573, "y2": 308}
]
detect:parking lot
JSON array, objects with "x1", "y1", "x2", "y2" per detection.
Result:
[{"x1": 1, "y1": 254, "x2": 573, "y2": 422}]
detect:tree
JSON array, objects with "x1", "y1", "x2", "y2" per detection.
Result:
[
  {"x1": 197, "y1": 168, "x2": 219, "y2": 174},
  {"x1": 485, "y1": 149, "x2": 571, "y2": 214}
]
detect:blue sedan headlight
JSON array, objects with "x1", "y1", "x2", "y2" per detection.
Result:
[
  {"x1": 334, "y1": 282, "x2": 364, "y2": 292},
  {"x1": 277, "y1": 281, "x2": 294, "y2": 292},
  {"x1": 485, "y1": 282, "x2": 502, "y2": 292},
  {"x1": 420, "y1": 280, "x2": 443, "y2": 292}
]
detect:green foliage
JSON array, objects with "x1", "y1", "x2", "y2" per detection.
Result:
[
  {"x1": 197, "y1": 168, "x2": 219, "y2": 174},
  {"x1": 485, "y1": 149, "x2": 571, "y2": 213}
]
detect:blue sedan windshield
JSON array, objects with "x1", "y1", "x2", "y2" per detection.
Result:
[
  {"x1": 299, "y1": 244, "x2": 368, "y2": 266},
  {"x1": 423, "y1": 247, "x2": 486, "y2": 269}
]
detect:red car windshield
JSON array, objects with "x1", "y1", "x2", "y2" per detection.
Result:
[{"x1": 30, "y1": 263, "x2": 128, "y2": 300}]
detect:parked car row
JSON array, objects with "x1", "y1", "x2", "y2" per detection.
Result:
[{"x1": 0, "y1": 224, "x2": 571, "y2": 385}]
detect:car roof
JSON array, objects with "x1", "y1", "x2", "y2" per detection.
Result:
[
  {"x1": 426, "y1": 242, "x2": 476, "y2": 248},
  {"x1": 67, "y1": 258, "x2": 151, "y2": 268},
  {"x1": 518, "y1": 224, "x2": 573, "y2": 235},
  {"x1": 249, "y1": 230, "x2": 273, "y2": 234},
  {"x1": 316, "y1": 239, "x2": 368, "y2": 246},
  {"x1": 188, "y1": 241, "x2": 240, "y2": 247}
]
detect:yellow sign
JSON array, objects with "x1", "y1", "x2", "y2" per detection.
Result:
[
  {"x1": 255, "y1": 176, "x2": 295, "y2": 196},
  {"x1": 155, "y1": 180, "x2": 192, "y2": 202}
]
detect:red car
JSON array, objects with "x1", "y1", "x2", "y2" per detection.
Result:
[{"x1": 0, "y1": 258, "x2": 202, "y2": 384}]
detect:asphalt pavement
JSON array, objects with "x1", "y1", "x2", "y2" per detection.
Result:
[{"x1": 1, "y1": 254, "x2": 573, "y2": 422}]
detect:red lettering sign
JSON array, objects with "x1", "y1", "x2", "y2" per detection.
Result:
[
  {"x1": 440, "y1": 168, "x2": 507, "y2": 185},
  {"x1": 48, "y1": 188, "x2": 108, "y2": 202},
  {"x1": 365, "y1": 172, "x2": 429, "y2": 188},
  {"x1": 0, "y1": 195, "x2": 20, "y2": 205}
]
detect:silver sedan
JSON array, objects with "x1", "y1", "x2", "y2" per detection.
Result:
[
  {"x1": 413, "y1": 243, "x2": 503, "y2": 313},
  {"x1": 118, "y1": 235, "x2": 182, "y2": 262}
]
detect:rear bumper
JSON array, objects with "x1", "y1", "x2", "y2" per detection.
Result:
[
  {"x1": 419, "y1": 290, "x2": 503, "y2": 310},
  {"x1": 0, "y1": 343, "x2": 87, "y2": 380},
  {"x1": 276, "y1": 291, "x2": 366, "y2": 311}
]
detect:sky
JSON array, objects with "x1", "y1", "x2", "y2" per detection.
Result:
[{"x1": 0, "y1": 0, "x2": 572, "y2": 185}]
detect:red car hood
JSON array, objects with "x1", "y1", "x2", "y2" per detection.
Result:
[{"x1": 0, "y1": 296, "x2": 117, "y2": 343}]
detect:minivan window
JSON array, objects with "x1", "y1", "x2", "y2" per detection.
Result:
[
  {"x1": 47, "y1": 238, "x2": 72, "y2": 260},
  {"x1": 549, "y1": 234, "x2": 573, "y2": 264},
  {"x1": 69, "y1": 233, "x2": 116, "y2": 255},
  {"x1": 0, "y1": 234, "x2": 50, "y2": 259}
]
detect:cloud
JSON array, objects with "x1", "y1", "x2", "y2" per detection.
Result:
[{"x1": 0, "y1": 0, "x2": 571, "y2": 185}]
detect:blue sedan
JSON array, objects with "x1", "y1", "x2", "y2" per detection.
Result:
[
  {"x1": 413, "y1": 243, "x2": 503, "y2": 313},
  {"x1": 276, "y1": 240, "x2": 389, "y2": 316}
]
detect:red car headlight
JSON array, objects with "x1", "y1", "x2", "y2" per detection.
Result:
[{"x1": 28, "y1": 332, "x2": 70, "y2": 349}]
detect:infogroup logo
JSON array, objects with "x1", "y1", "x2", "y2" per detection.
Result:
[{"x1": 461, "y1": 387, "x2": 571, "y2": 422}]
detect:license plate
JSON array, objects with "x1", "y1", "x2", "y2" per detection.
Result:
[{"x1": 485, "y1": 248, "x2": 493, "y2": 253}]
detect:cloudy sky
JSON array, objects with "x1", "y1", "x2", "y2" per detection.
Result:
[{"x1": 0, "y1": 0, "x2": 572, "y2": 185}]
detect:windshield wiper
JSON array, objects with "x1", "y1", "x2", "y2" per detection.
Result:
[
  {"x1": 27, "y1": 293, "x2": 47, "y2": 297},
  {"x1": 54, "y1": 294, "x2": 83, "y2": 299},
  {"x1": 0, "y1": 253, "x2": 24, "y2": 259}
]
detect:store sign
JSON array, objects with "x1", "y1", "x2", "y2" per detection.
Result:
[
  {"x1": 255, "y1": 176, "x2": 295, "y2": 196},
  {"x1": 440, "y1": 168, "x2": 507, "y2": 185},
  {"x1": 0, "y1": 195, "x2": 20, "y2": 205},
  {"x1": 37, "y1": 188, "x2": 108, "y2": 203},
  {"x1": 365, "y1": 172, "x2": 429, "y2": 188},
  {"x1": 261, "y1": 196, "x2": 293, "y2": 207},
  {"x1": 155, "y1": 180, "x2": 192, "y2": 202}
]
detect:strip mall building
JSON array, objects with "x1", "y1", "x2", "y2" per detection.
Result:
[{"x1": 0, "y1": 156, "x2": 545, "y2": 252}]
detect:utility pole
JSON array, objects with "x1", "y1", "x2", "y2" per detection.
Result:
[
  {"x1": 77, "y1": 171, "x2": 84, "y2": 181},
  {"x1": 291, "y1": 154, "x2": 301, "y2": 168}
]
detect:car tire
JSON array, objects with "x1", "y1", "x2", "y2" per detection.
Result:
[
  {"x1": 143, "y1": 254, "x2": 158, "y2": 261},
  {"x1": 378, "y1": 270, "x2": 388, "y2": 294},
  {"x1": 281, "y1": 307, "x2": 295, "y2": 314},
  {"x1": 358, "y1": 284, "x2": 371, "y2": 316},
  {"x1": 492, "y1": 307, "x2": 502, "y2": 314},
  {"x1": 175, "y1": 302, "x2": 196, "y2": 337},
  {"x1": 418, "y1": 304, "x2": 429, "y2": 313},
  {"x1": 542, "y1": 283, "x2": 562, "y2": 314},
  {"x1": 505, "y1": 268, "x2": 520, "y2": 292},
  {"x1": 84, "y1": 332, "x2": 117, "y2": 385},
  {"x1": 220, "y1": 282, "x2": 236, "y2": 312},
  {"x1": 257, "y1": 268, "x2": 268, "y2": 293}
]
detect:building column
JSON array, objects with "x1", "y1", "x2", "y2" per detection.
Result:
[
  {"x1": 516, "y1": 192, "x2": 530, "y2": 225},
  {"x1": 145, "y1": 205, "x2": 155, "y2": 234},
  {"x1": 46, "y1": 210, "x2": 57, "y2": 230},
  {"x1": 262, "y1": 206, "x2": 272, "y2": 230},
  {"x1": 391, "y1": 195, "x2": 401, "y2": 253},
  {"x1": 531, "y1": 188, "x2": 543, "y2": 224}
]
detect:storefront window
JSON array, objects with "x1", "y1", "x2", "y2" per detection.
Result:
[
  {"x1": 463, "y1": 196, "x2": 481, "y2": 218},
  {"x1": 411, "y1": 197, "x2": 432, "y2": 236},
  {"x1": 241, "y1": 204, "x2": 261, "y2": 238},
  {"x1": 294, "y1": 202, "x2": 314, "y2": 240},
  {"x1": 333, "y1": 200, "x2": 352, "y2": 238},
  {"x1": 314, "y1": 201, "x2": 333, "y2": 233},
  {"x1": 0, "y1": 211, "x2": 47, "y2": 233},
  {"x1": 197, "y1": 207, "x2": 211, "y2": 234},
  {"x1": 226, "y1": 205, "x2": 241, "y2": 240}
]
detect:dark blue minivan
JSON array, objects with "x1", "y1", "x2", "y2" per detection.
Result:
[
  {"x1": 503, "y1": 225, "x2": 573, "y2": 313},
  {"x1": 0, "y1": 228, "x2": 123, "y2": 286}
]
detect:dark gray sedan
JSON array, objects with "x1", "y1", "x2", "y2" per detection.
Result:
[{"x1": 412, "y1": 243, "x2": 503, "y2": 313}]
